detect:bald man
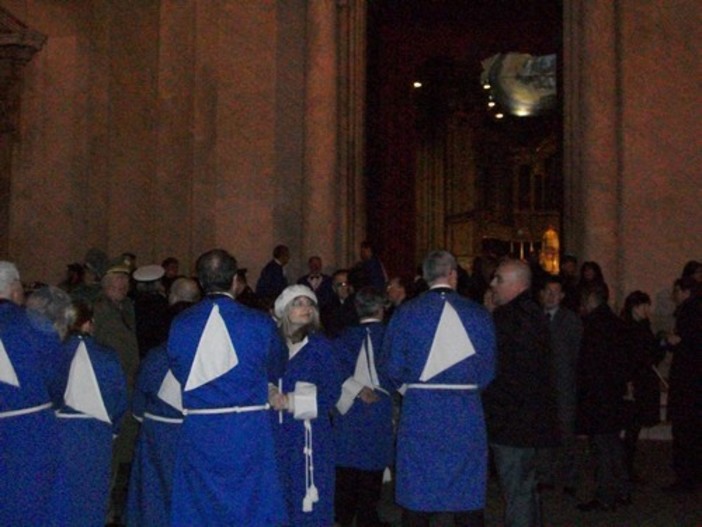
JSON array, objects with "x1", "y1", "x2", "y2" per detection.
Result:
[{"x1": 483, "y1": 259, "x2": 559, "y2": 527}]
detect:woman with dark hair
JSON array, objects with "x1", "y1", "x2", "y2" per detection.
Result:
[
  {"x1": 620, "y1": 291, "x2": 665, "y2": 482},
  {"x1": 681, "y1": 260, "x2": 702, "y2": 282},
  {"x1": 577, "y1": 261, "x2": 610, "y2": 312},
  {"x1": 269, "y1": 285, "x2": 342, "y2": 526}
]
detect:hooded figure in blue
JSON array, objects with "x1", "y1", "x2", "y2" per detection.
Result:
[
  {"x1": 127, "y1": 278, "x2": 200, "y2": 527},
  {"x1": 0, "y1": 264, "x2": 64, "y2": 527},
  {"x1": 383, "y1": 250, "x2": 496, "y2": 525},
  {"x1": 269, "y1": 284, "x2": 343, "y2": 526},
  {"x1": 50, "y1": 301, "x2": 129, "y2": 527},
  {"x1": 333, "y1": 286, "x2": 394, "y2": 527},
  {"x1": 167, "y1": 249, "x2": 287, "y2": 527}
]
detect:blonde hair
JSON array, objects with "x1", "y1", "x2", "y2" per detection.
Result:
[{"x1": 279, "y1": 298, "x2": 321, "y2": 343}]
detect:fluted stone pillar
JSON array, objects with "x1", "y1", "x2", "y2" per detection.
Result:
[
  {"x1": 302, "y1": 1, "x2": 339, "y2": 267},
  {"x1": 564, "y1": 0, "x2": 702, "y2": 310},
  {"x1": 0, "y1": 7, "x2": 45, "y2": 259},
  {"x1": 563, "y1": 0, "x2": 621, "y2": 294},
  {"x1": 337, "y1": 0, "x2": 367, "y2": 266}
]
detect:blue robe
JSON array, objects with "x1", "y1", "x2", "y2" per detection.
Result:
[
  {"x1": 0, "y1": 301, "x2": 62, "y2": 527},
  {"x1": 271, "y1": 333, "x2": 342, "y2": 526},
  {"x1": 50, "y1": 334, "x2": 128, "y2": 527},
  {"x1": 333, "y1": 321, "x2": 394, "y2": 471},
  {"x1": 167, "y1": 295, "x2": 287, "y2": 526},
  {"x1": 384, "y1": 289, "x2": 496, "y2": 512},
  {"x1": 127, "y1": 343, "x2": 183, "y2": 527}
]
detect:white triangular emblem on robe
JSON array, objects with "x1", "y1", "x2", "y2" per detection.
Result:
[
  {"x1": 64, "y1": 340, "x2": 111, "y2": 423},
  {"x1": 419, "y1": 301, "x2": 475, "y2": 382},
  {"x1": 0, "y1": 338, "x2": 20, "y2": 387},
  {"x1": 353, "y1": 334, "x2": 380, "y2": 389},
  {"x1": 157, "y1": 369, "x2": 183, "y2": 412},
  {"x1": 184, "y1": 304, "x2": 238, "y2": 391}
]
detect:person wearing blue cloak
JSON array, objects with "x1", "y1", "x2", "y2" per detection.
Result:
[
  {"x1": 0, "y1": 263, "x2": 64, "y2": 527},
  {"x1": 50, "y1": 301, "x2": 129, "y2": 527},
  {"x1": 269, "y1": 284, "x2": 343, "y2": 527},
  {"x1": 333, "y1": 286, "x2": 394, "y2": 527},
  {"x1": 167, "y1": 249, "x2": 287, "y2": 526},
  {"x1": 383, "y1": 250, "x2": 497, "y2": 527},
  {"x1": 127, "y1": 277, "x2": 201, "y2": 527}
]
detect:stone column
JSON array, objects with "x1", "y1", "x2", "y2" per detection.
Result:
[
  {"x1": 0, "y1": 7, "x2": 46, "y2": 259},
  {"x1": 302, "y1": 1, "x2": 339, "y2": 267},
  {"x1": 337, "y1": 0, "x2": 367, "y2": 266},
  {"x1": 563, "y1": 0, "x2": 622, "y2": 292}
]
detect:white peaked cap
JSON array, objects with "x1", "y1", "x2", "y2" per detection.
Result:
[
  {"x1": 274, "y1": 285, "x2": 318, "y2": 321},
  {"x1": 64, "y1": 340, "x2": 111, "y2": 424},
  {"x1": 185, "y1": 304, "x2": 239, "y2": 391},
  {"x1": 157, "y1": 369, "x2": 183, "y2": 412},
  {"x1": 133, "y1": 264, "x2": 165, "y2": 282},
  {"x1": 0, "y1": 338, "x2": 20, "y2": 387},
  {"x1": 419, "y1": 300, "x2": 476, "y2": 382}
]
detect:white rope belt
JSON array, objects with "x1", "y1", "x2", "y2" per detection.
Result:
[
  {"x1": 55, "y1": 410, "x2": 93, "y2": 419},
  {"x1": 0, "y1": 401, "x2": 53, "y2": 419},
  {"x1": 144, "y1": 411, "x2": 184, "y2": 424},
  {"x1": 405, "y1": 383, "x2": 478, "y2": 391},
  {"x1": 182, "y1": 403, "x2": 270, "y2": 416}
]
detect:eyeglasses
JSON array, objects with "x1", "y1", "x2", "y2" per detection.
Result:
[
  {"x1": 291, "y1": 298, "x2": 314, "y2": 308},
  {"x1": 334, "y1": 281, "x2": 349, "y2": 288}
]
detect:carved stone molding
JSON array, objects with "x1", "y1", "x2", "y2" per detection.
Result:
[{"x1": 0, "y1": 7, "x2": 46, "y2": 134}]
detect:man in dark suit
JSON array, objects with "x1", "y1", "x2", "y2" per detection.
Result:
[
  {"x1": 256, "y1": 244, "x2": 290, "y2": 309},
  {"x1": 536, "y1": 275, "x2": 583, "y2": 496},
  {"x1": 576, "y1": 283, "x2": 632, "y2": 511},
  {"x1": 321, "y1": 270, "x2": 358, "y2": 338},
  {"x1": 484, "y1": 259, "x2": 559, "y2": 527},
  {"x1": 297, "y1": 255, "x2": 334, "y2": 309}
]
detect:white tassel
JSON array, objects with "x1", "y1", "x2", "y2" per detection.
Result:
[
  {"x1": 308, "y1": 483, "x2": 319, "y2": 503},
  {"x1": 302, "y1": 419, "x2": 318, "y2": 512},
  {"x1": 303, "y1": 494, "x2": 314, "y2": 512}
]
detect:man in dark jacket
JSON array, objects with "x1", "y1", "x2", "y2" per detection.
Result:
[
  {"x1": 483, "y1": 259, "x2": 559, "y2": 527},
  {"x1": 255, "y1": 244, "x2": 290, "y2": 309},
  {"x1": 663, "y1": 277, "x2": 702, "y2": 493},
  {"x1": 576, "y1": 283, "x2": 632, "y2": 511}
]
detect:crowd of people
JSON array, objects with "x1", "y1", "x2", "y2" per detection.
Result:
[{"x1": 0, "y1": 244, "x2": 700, "y2": 527}]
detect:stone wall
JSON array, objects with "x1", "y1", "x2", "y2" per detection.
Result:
[
  {"x1": 1, "y1": 0, "x2": 353, "y2": 285},
  {"x1": 564, "y1": 0, "x2": 701, "y2": 321}
]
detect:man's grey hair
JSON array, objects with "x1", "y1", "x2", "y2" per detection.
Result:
[
  {"x1": 26, "y1": 285, "x2": 73, "y2": 340},
  {"x1": 355, "y1": 286, "x2": 386, "y2": 319},
  {"x1": 422, "y1": 250, "x2": 457, "y2": 285},
  {"x1": 169, "y1": 277, "x2": 201, "y2": 305},
  {"x1": 0, "y1": 261, "x2": 21, "y2": 299}
]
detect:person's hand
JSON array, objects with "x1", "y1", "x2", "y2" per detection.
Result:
[
  {"x1": 268, "y1": 390, "x2": 289, "y2": 411},
  {"x1": 666, "y1": 332, "x2": 681, "y2": 346},
  {"x1": 358, "y1": 386, "x2": 380, "y2": 404}
]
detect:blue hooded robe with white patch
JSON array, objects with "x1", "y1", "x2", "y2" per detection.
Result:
[
  {"x1": 51, "y1": 334, "x2": 128, "y2": 527},
  {"x1": 0, "y1": 301, "x2": 63, "y2": 527},
  {"x1": 384, "y1": 288, "x2": 496, "y2": 512},
  {"x1": 127, "y1": 342, "x2": 183, "y2": 527},
  {"x1": 270, "y1": 333, "x2": 342, "y2": 527},
  {"x1": 167, "y1": 295, "x2": 287, "y2": 527},
  {"x1": 333, "y1": 321, "x2": 393, "y2": 471}
]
